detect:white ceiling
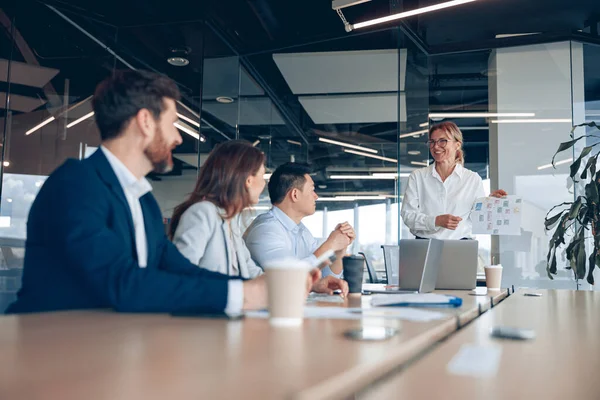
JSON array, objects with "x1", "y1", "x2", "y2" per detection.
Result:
[
  {"x1": 273, "y1": 49, "x2": 407, "y2": 125},
  {"x1": 299, "y1": 92, "x2": 406, "y2": 124},
  {"x1": 273, "y1": 49, "x2": 406, "y2": 94}
]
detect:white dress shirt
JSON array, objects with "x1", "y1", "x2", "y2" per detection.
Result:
[
  {"x1": 401, "y1": 163, "x2": 485, "y2": 240},
  {"x1": 101, "y1": 147, "x2": 243, "y2": 313},
  {"x1": 243, "y1": 206, "x2": 342, "y2": 278}
]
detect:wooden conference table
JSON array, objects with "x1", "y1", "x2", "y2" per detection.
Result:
[
  {"x1": 0, "y1": 288, "x2": 508, "y2": 400},
  {"x1": 360, "y1": 289, "x2": 600, "y2": 400}
]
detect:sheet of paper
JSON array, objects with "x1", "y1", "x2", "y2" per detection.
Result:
[
  {"x1": 470, "y1": 195, "x2": 522, "y2": 235},
  {"x1": 371, "y1": 293, "x2": 457, "y2": 307},
  {"x1": 306, "y1": 293, "x2": 345, "y2": 304},
  {"x1": 446, "y1": 344, "x2": 503, "y2": 378},
  {"x1": 245, "y1": 306, "x2": 446, "y2": 322}
]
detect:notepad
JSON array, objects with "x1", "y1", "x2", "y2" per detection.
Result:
[
  {"x1": 371, "y1": 293, "x2": 462, "y2": 308},
  {"x1": 245, "y1": 306, "x2": 446, "y2": 322}
]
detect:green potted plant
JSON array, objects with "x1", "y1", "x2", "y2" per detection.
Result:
[{"x1": 545, "y1": 122, "x2": 599, "y2": 285}]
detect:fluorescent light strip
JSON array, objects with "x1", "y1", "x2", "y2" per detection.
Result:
[
  {"x1": 174, "y1": 121, "x2": 205, "y2": 142},
  {"x1": 318, "y1": 195, "x2": 386, "y2": 202},
  {"x1": 343, "y1": 149, "x2": 397, "y2": 163},
  {"x1": 67, "y1": 111, "x2": 95, "y2": 128},
  {"x1": 429, "y1": 112, "x2": 535, "y2": 118},
  {"x1": 419, "y1": 122, "x2": 429, "y2": 127},
  {"x1": 399, "y1": 129, "x2": 429, "y2": 139},
  {"x1": 287, "y1": 139, "x2": 302, "y2": 146},
  {"x1": 319, "y1": 137, "x2": 378, "y2": 154},
  {"x1": 352, "y1": 0, "x2": 479, "y2": 30},
  {"x1": 491, "y1": 119, "x2": 572, "y2": 124},
  {"x1": 373, "y1": 172, "x2": 410, "y2": 178},
  {"x1": 252, "y1": 140, "x2": 260, "y2": 147},
  {"x1": 330, "y1": 174, "x2": 398, "y2": 180},
  {"x1": 411, "y1": 161, "x2": 429, "y2": 167},
  {"x1": 537, "y1": 158, "x2": 573, "y2": 170},
  {"x1": 25, "y1": 116, "x2": 55, "y2": 135},
  {"x1": 176, "y1": 112, "x2": 200, "y2": 127}
]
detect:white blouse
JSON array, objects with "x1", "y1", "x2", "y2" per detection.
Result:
[{"x1": 401, "y1": 163, "x2": 485, "y2": 240}]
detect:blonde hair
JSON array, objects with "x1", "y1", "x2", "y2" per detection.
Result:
[{"x1": 429, "y1": 121, "x2": 465, "y2": 165}]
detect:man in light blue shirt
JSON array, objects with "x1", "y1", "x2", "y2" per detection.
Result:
[{"x1": 244, "y1": 163, "x2": 355, "y2": 279}]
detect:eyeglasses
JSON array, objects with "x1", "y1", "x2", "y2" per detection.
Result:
[{"x1": 427, "y1": 139, "x2": 455, "y2": 148}]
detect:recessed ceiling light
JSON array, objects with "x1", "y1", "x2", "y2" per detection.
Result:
[
  {"x1": 318, "y1": 184, "x2": 327, "y2": 189},
  {"x1": 167, "y1": 47, "x2": 190, "y2": 66},
  {"x1": 408, "y1": 150, "x2": 421, "y2": 155},
  {"x1": 216, "y1": 96, "x2": 235, "y2": 104},
  {"x1": 167, "y1": 57, "x2": 189, "y2": 66}
]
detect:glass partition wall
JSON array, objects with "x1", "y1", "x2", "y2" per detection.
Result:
[{"x1": 2, "y1": 1, "x2": 598, "y2": 314}]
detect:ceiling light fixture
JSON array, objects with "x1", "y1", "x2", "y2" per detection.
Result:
[
  {"x1": 174, "y1": 121, "x2": 205, "y2": 142},
  {"x1": 318, "y1": 137, "x2": 378, "y2": 154},
  {"x1": 177, "y1": 113, "x2": 200, "y2": 127},
  {"x1": 25, "y1": 116, "x2": 55, "y2": 135},
  {"x1": 287, "y1": 139, "x2": 302, "y2": 146},
  {"x1": 252, "y1": 140, "x2": 260, "y2": 147},
  {"x1": 216, "y1": 96, "x2": 235, "y2": 104},
  {"x1": 329, "y1": 174, "x2": 397, "y2": 180},
  {"x1": 411, "y1": 161, "x2": 429, "y2": 167},
  {"x1": 167, "y1": 47, "x2": 190, "y2": 66},
  {"x1": 318, "y1": 195, "x2": 387, "y2": 202},
  {"x1": 491, "y1": 119, "x2": 572, "y2": 124},
  {"x1": 399, "y1": 129, "x2": 428, "y2": 139},
  {"x1": 407, "y1": 150, "x2": 421, "y2": 155},
  {"x1": 419, "y1": 122, "x2": 429, "y2": 127},
  {"x1": 67, "y1": 111, "x2": 95, "y2": 128},
  {"x1": 373, "y1": 172, "x2": 411, "y2": 178},
  {"x1": 429, "y1": 112, "x2": 535, "y2": 118},
  {"x1": 537, "y1": 158, "x2": 573, "y2": 170},
  {"x1": 343, "y1": 149, "x2": 397, "y2": 163},
  {"x1": 3, "y1": 161, "x2": 9, "y2": 167},
  {"x1": 348, "y1": 0, "x2": 480, "y2": 31}
]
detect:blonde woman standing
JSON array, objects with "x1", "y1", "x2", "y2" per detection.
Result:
[{"x1": 401, "y1": 122, "x2": 507, "y2": 240}]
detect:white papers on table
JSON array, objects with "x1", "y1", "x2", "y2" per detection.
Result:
[
  {"x1": 446, "y1": 344, "x2": 503, "y2": 378},
  {"x1": 306, "y1": 293, "x2": 345, "y2": 304},
  {"x1": 371, "y1": 293, "x2": 460, "y2": 307},
  {"x1": 245, "y1": 306, "x2": 446, "y2": 322},
  {"x1": 470, "y1": 195, "x2": 522, "y2": 235}
]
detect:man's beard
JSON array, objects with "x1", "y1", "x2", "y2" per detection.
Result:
[{"x1": 144, "y1": 126, "x2": 174, "y2": 174}]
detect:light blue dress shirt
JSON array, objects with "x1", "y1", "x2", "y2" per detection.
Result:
[{"x1": 243, "y1": 206, "x2": 342, "y2": 278}]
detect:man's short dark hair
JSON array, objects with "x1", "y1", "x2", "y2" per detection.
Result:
[
  {"x1": 268, "y1": 162, "x2": 312, "y2": 205},
  {"x1": 92, "y1": 70, "x2": 181, "y2": 141}
]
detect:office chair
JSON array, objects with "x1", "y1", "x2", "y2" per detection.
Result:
[{"x1": 358, "y1": 251, "x2": 384, "y2": 284}]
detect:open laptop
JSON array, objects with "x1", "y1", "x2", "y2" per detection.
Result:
[
  {"x1": 435, "y1": 240, "x2": 479, "y2": 290},
  {"x1": 367, "y1": 239, "x2": 443, "y2": 294}
]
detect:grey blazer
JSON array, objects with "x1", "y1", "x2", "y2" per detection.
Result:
[{"x1": 172, "y1": 201, "x2": 264, "y2": 279}]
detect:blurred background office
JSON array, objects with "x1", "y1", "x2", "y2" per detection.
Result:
[{"x1": 1, "y1": 0, "x2": 599, "y2": 311}]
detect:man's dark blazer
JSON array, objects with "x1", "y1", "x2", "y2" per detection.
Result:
[{"x1": 6, "y1": 149, "x2": 234, "y2": 314}]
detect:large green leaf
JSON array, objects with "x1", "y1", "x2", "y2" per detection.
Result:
[
  {"x1": 576, "y1": 231, "x2": 587, "y2": 280},
  {"x1": 585, "y1": 182, "x2": 599, "y2": 206},
  {"x1": 570, "y1": 146, "x2": 594, "y2": 179},
  {"x1": 544, "y1": 211, "x2": 565, "y2": 230},
  {"x1": 568, "y1": 197, "x2": 583, "y2": 220},
  {"x1": 587, "y1": 250, "x2": 596, "y2": 285},
  {"x1": 581, "y1": 154, "x2": 599, "y2": 180},
  {"x1": 552, "y1": 137, "x2": 584, "y2": 166}
]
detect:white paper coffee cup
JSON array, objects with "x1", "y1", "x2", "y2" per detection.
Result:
[
  {"x1": 484, "y1": 264, "x2": 503, "y2": 290},
  {"x1": 263, "y1": 258, "x2": 311, "y2": 327}
]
